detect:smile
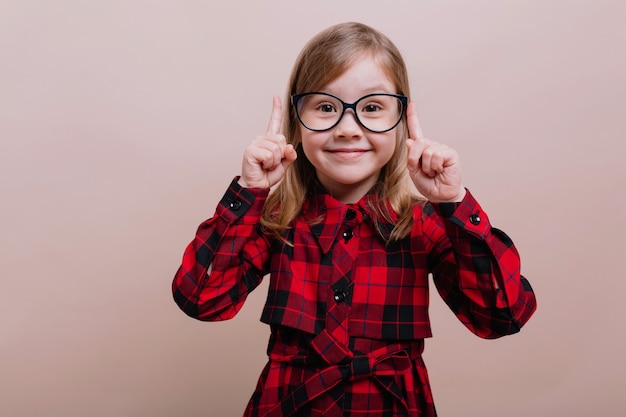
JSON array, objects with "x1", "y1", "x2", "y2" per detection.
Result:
[{"x1": 326, "y1": 148, "x2": 371, "y2": 160}]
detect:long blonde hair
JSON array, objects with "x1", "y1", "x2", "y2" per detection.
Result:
[{"x1": 261, "y1": 22, "x2": 418, "y2": 242}]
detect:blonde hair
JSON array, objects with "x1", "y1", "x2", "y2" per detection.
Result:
[{"x1": 261, "y1": 22, "x2": 418, "y2": 242}]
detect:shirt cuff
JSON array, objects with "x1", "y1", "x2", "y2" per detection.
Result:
[
  {"x1": 430, "y1": 189, "x2": 491, "y2": 239},
  {"x1": 216, "y1": 176, "x2": 270, "y2": 224}
]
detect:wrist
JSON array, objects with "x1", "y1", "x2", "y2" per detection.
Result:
[
  {"x1": 237, "y1": 176, "x2": 270, "y2": 190},
  {"x1": 237, "y1": 177, "x2": 249, "y2": 188},
  {"x1": 450, "y1": 188, "x2": 467, "y2": 203},
  {"x1": 431, "y1": 188, "x2": 466, "y2": 203}
]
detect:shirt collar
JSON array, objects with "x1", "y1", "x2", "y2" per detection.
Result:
[{"x1": 301, "y1": 188, "x2": 397, "y2": 254}]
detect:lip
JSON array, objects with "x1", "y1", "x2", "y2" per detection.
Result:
[{"x1": 326, "y1": 148, "x2": 371, "y2": 160}]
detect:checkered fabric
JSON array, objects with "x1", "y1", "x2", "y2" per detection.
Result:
[{"x1": 172, "y1": 178, "x2": 536, "y2": 416}]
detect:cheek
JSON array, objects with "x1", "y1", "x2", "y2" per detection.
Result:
[
  {"x1": 300, "y1": 131, "x2": 323, "y2": 161},
  {"x1": 378, "y1": 133, "x2": 398, "y2": 162}
]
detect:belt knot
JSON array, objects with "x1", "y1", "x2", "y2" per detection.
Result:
[
  {"x1": 266, "y1": 330, "x2": 421, "y2": 417},
  {"x1": 349, "y1": 355, "x2": 371, "y2": 379}
]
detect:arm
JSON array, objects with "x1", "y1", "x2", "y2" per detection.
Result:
[
  {"x1": 404, "y1": 102, "x2": 535, "y2": 338},
  {"x1": 172, "y1": 178, "x2": 271, "y2": 321},
  {"x1": 424, "y1": 191, "x2": 537, "y2": 338},
  {"x1": 173, "y1": 96, "x2": 297, "y2": 321}
]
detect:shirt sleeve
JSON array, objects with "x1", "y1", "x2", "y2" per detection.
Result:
[
  {"x1": 171, "y1": 177, "x2": 271, "y2": 321},
  {"x1": 422, "y1": 189, "x2": 537, "y2": 339}
]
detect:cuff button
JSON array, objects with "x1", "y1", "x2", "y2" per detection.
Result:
[{"x1": 334, "y1": 289, "x2": 347, "y2": 303}]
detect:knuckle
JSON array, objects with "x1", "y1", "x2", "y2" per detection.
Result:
[{"x1": 267, "y1": 141, "x2": 280, "y2": 153}]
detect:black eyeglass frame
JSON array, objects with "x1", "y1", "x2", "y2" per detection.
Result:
[{"x1": 291, "y1": 92, "x2": 408, "y2": 133}]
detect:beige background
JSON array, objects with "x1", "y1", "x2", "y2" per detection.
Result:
[{"x1": 1, "y1": 0, "x2": 625, "y2": 416}]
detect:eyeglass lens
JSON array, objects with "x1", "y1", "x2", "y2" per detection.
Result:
[{"x1": 295, "y1": 93, "x2": 404, "y2": 132}]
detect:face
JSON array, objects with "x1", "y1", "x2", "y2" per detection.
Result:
[{"x1": 299, "y1": 55, "x2": 398, "y2": 203}]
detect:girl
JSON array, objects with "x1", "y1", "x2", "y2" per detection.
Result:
[{"x1": 172, "y1": 22, "x2": 536, "y2": 417}]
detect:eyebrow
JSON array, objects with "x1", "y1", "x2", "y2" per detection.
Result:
[{"x1": 319, "y1": 86, "x2": 397, "y2": 98}]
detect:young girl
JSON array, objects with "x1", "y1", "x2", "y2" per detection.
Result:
[{"x1": 172, "y1": 22, "x2": 536, "y2": 417}]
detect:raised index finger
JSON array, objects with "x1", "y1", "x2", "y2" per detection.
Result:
[
  {"x1": 266, "y1": 95, "x2": 283, "y2": 135},
  {"x1": 406, "y1": 101, "x2": 424, "y2": 141}
]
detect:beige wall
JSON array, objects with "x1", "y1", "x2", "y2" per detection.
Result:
[{"x1": 1, "y1": 1, "x2": 624, "y2": 416}]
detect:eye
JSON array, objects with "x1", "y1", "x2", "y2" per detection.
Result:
[
  {"x1": 362, "y1": 103, "x2": 383, "y2": 112},
  {"x1": 316, "y1": 102, "x2": 337, "y2": 113}
]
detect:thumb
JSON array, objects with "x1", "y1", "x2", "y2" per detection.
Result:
[
  {"x1": 405, "y1": 138, "x2": 424, "y2": 174},
  {"x1": 281, "y1": 144, "x2": 297, "y2": 169}
]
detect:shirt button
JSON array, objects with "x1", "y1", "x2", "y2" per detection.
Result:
[
  {"x1": 229, "y1": 200, "x2": 242, "y2": 210},
  {"x1": 345, "y1": 209, "x2": 356, "y2": 220},
  {"x1": 334, "y1": 289, "x2": 347, "y2": 303},
  {"x1": 469, "y1": 213, "x2": 481, "y2": 225},
  {"x1": 342, "y1": 229, "x2": 353, "y2": 243}
]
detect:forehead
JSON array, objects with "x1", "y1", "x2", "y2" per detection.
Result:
[{"x1": 320, "y1": 54, "x2": 396, "y2": 100}]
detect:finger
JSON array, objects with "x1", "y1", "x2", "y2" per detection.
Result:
[
  {"x1": 427, "y1": 143, "x2": 459, "y2": 176},
  {"x1": 281, "y1": 144, "x2": 298, "y2": 169},
  {"x1": 429, "y1": 148, "x2": 445, "y2": 174},
  {"x1": 405, "y1": 139, "x2": 423, "y2": 173},
  {"x1": 424, "y1": 142, "x2": 452, "y2": 177},
  {"x1": 244, "y1": 144, "x2": 274, "y2": 171},
  {"x1": 266, "y1": 95, "x2": 283, "y2": 135},
  {"x1": 420, "y1": 145, "x2": 436, "y2": 177},
  {"x1": 406, "y1": 101, "x2": 424, "y2": 141},
  {"x1": 257, "y1": 138, "x2": 285, "y2": 169}
]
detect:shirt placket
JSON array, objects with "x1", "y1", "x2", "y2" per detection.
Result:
[{"x1": 325, "y1": 206, "x2": 361, "y2": 346}]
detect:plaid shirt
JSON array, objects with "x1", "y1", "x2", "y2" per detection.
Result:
[{"x1": 173, "y1": 178, "x2": 536, "y2": 416}]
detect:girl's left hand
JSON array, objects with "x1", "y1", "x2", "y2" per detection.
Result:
[{"x1": 405, "y1": 102, "x2": 466, "y2": 203}]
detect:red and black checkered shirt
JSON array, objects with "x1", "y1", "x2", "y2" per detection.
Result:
[{"x1": 173, "y1": 178, "x2": 536, "y2": 417}]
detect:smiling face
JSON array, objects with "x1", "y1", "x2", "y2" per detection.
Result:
[{"x1": 299, "y1": 54, "x2": 399, "y2": 203}]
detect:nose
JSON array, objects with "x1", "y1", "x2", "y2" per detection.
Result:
[{"x1": 334, "y1": 110, "x2": 362, "y2": 139}]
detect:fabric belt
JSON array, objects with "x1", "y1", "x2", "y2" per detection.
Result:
[{"x1": 266, "y1": 329, "x2": 423, "y2": 417}]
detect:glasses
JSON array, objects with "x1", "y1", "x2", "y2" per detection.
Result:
[{"x1": 291, "y1": 92, "x2": 408, "y2": 133}]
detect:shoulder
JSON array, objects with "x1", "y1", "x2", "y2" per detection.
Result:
[{"x1": 409, "y1": 197, "x2": 431, "y2": 218}]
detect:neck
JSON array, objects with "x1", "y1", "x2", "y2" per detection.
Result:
[{"x1": 320, "y1": 181, "x2": 374, "y2": 204}]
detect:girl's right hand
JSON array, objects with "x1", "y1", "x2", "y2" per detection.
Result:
[{"x1": 238, "y1": 96, "x2": 298, "y2": 189}]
